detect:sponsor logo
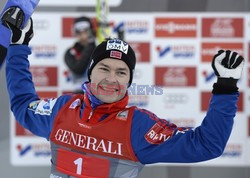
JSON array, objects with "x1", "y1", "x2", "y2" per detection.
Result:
[
  {"x1": 144, "y1": 123, "x2": 174, "y2": 144},
  {"x1": 156, "y1": 44, "x2": 195, "y2": 58},
  {"x1": 16, "y1": 144, "x2": 50, "y2": 157},
  {"x1": 126, "y1": 20, "x2": 148, "y2": 33},
  {"x1": 129, "y1": 42, "x2": 150, "y2": 62},
  {"x1": 32, "y1": 98, "x2": 57, "y2": 115},
  {"x1": 69, "y1": 99, "x2": 81, "y2": 109},
  {"x1": 110, "y1": 50, "x2": 122, "y2": 59},
  {"x1": 30, "y1": 66, "x2": 58, "y2": 87},
  {"x1": 17, "y1": 144, "x2": 32, "y2": 156},
  {"x1": 155, "y1": 67, "x2": 196, "y2": 87},
  {"x1": 201, "y1": 92, "x2": 243, "y2": 111},
  {"x1": 106, "y1": 39, "x2": 128, "y2": 54},
  {"x1": 163, "y1": 93, "x2": 188, "y2": 104},
  {"x1": 163, "y1": 93, "x2": 189, "y2": 109},
  {"x1": 201, "y1": 42, "x2": 243, "y2": 62},
  {"x1": 112, "y1": 20, "x2": 148, "y2": 34},
  {"x1": 202, "y1": 70, "x2": 216, "y2": 83},
  {"x1": 78, "y1": 123, "x2": 92, "y2": 129},
  {"x1": 33, "y1": 19, "x2": 50, "y2": 30},
  {"x1": 157, "y1": 46, "x2": 171, "y2": 57},
  {"x1": 31, "y1": 45, "x2": 57, "y2": 58},
  {"x1": 128, "y1": 95, "x2": 149, "y2": 107},
  {"x1": 54, "y1": 129, "x2": 123, "y2": 156},
  {"x1": 202, "y1": 18, "x2": 243, "y2": 38},
  {"x1": 116, "y1": 110, "x2": 129, "y2": 121},
  {"x1": 221, "y1": 143, "x2": 242, "y2": 158},
  {"x1": 112, "y1": 21, "x2": 125, "y2": 34},
  {"x1": 155, "y1": 17, "x2": 197, "y2": 37},
  {"x1": 29, "y1": 100, "x2": 41, "y2": 110}
]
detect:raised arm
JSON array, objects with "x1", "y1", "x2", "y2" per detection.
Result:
[
  {"x1": 131, "y1": 50, "x2": 244, "y2": 164},
  {"x1": 3, "y1": 10, "x2": 70, "y2": 139}
]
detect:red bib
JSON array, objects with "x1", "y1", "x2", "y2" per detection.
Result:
[{"x1": 50, "y1": 95, "x2": 138, "y2": 177}]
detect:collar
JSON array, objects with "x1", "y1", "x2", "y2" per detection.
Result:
[{"x1": 82, "y1": 81, "x2": 104, "y2": 109}]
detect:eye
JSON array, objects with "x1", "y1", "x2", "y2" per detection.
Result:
[
  {"x1": 99, "y1": 67, "x2": 109, "y2": 72},
  {"x1": 117, "y1": 71, "x2": 127, "y2": 76}
]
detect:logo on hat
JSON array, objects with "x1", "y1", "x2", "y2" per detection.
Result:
[
  {"x1": 110, "y1": 50, "x2": 122, "y2": 59},
  {"x1": 106, "y1": 39, "x2": 129, "y2": 54}
]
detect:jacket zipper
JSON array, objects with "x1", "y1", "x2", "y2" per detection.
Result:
[{"x1": 87, "y1": 109, "x2": 94, "y2": 122}]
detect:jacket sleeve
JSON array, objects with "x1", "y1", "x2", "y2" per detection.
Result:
[
  {"x1": 6, "y1": 45, "x2": 71, "y2": 140},
  {"x1": 64, "y1": 42, "x2": 96, "y2": 75},
  {"x1": 130, "y1": 93, "x2": 238, "y2": 164}
]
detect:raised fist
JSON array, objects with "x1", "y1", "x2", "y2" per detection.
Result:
[
  {"x1": 212, "y1": 50, "x2": 244, "y2": 80},
  {"x1": 1, "y1": 7, "x2": 33, "y2": 45},
  {"x1": 211, "y1": 50, "x2": 245, "y2": 94}
]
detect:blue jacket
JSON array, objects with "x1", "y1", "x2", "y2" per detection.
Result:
[{"x1": 6, "y1": 45, "x2": 238, "y2": 164}]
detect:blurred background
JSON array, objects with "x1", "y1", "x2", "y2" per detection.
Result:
[{"x1": 1, "y1": 0, "x2": 250, "y2": 177}]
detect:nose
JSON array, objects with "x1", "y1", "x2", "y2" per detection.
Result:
[{"x1": 105, "y1": 71, "x2": 117, "y2": 83}]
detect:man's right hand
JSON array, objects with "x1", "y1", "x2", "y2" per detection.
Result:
[
  {"x1": 5, "y1": 18, "x2": 33, "y2": 46},
  {"x1": 2, "y1": 7, "x2": 33, "y2": 46},
  {"x1": 1, "y1": 6, "x2": 24, "y2": 29}
]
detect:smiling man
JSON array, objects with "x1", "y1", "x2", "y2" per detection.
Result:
[
  {"x1": 89, "y1": 58, "x2": 129, "y2": 103},
  {"x1": 87, "y1": 39, "x2": 135, "y2": 103},
  {"x1": 3, "y1": 10, "x2": 245, "y2": 178}
]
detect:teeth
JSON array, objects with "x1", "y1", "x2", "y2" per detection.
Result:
[{"x1": 101, "y1": 86, "x2": 117, "y2": 91}]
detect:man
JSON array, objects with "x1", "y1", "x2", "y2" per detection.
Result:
[
  {"x1": 64, "y1": 16, "x2": 96, "y2": 93},
  {"x1": 4, "y1": 13, "x2": 244, "y2": 178}
]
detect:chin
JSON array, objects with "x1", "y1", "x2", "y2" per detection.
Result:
[
  {"x1": 100, "y1": 96, "x2": 119, "y2": 103},
  {"x1": 96, "y1": 94, "x2": 122, "y2": 103}
]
